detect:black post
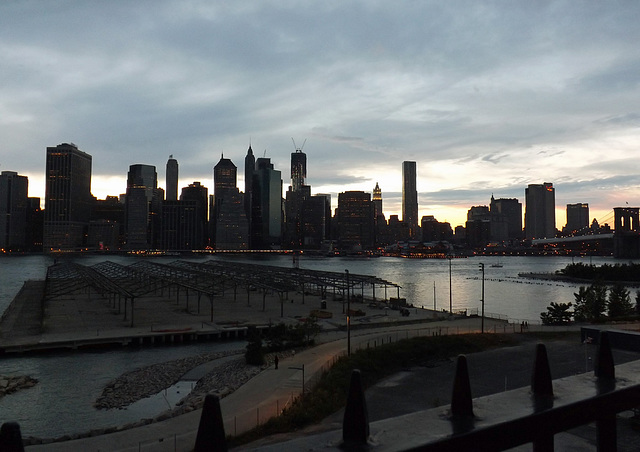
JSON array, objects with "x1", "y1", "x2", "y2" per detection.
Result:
[
  {"x1": 479, "y1": 263, "x2": 485, "y2": 333},
  {"x1": 346, "y1": 269, "x2": 351, "y2": 356},
  {"x1": 449, "y1": 255, "x2": 453, "y2": 314}
]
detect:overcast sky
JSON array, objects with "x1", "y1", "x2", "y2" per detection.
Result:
[{"x1": 1, "y1": 1, "x2": 639, "y2": 228}]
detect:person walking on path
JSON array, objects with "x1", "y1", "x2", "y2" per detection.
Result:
[{"x1": 274, "y1": 355, "x2": 279, "y2": 370}]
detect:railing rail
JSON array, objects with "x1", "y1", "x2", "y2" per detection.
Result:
[
  {"x1": 3, "y1": 331, "x2": 639, "y2": 451},
  {"x1": 192, "y1": 330, "x2": 638, "y2": 451}
]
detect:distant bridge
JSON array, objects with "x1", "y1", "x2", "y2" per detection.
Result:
[{"x1": 532, "y1": 207, "x2": 640, "y2": 258}]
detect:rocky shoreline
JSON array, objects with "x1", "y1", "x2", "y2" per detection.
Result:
[
  {"x1": 24, "y1": 349, "x2": 293, "y2": 446},
  {"x1": 0, "y1": 375, "x2": 38, "y2": 398},
  {"x1": 94, "y1": 349, "x2": 243, "y2": 410}
]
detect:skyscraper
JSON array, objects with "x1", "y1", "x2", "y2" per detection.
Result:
[
  {"x1": 166, "y1": 155, "x2": 178, "y2": 201},
  {"x1": 524, "y1": 183, "x2": 556, "y2": 239},
  {"x1": 285, "y1": 147, "x2": 310, "y2": 248},
  {"x1": 126, "y1": 164, "x2": 162, "y2": 249},
  {"x1": 402, "y1": 161, "x2": 418, "y2": 238},
  {"x1": 44, "y1": 143, "x2": 92, "y2": 251},
  {"x1": 336, "y1": 191, "x2": 374, "y2": 250},
  {"x1": 291, "y1": 149, "x2": 307, "y2": 192},
  {"x1": 490, "y1": 196, "x2": 523, "y2": 241},
  {"x1": 0, "y1": 171, "x2": 28, "y2": 251},
  {"x1": 372, "y1": 182, "x2": 382, "y2": 219},
  {"x1": 213, "y1": 154, "x2": 237, "y2": 196},
  {"x1": 565, "y1": 203, "x2": 589, "y2": 235},
  {"x1": 252, "y1": 157, "x2": 282, "y2": 248},
  {"x1": 212, "y1": 156, "x2": 248, "y2": 249}
]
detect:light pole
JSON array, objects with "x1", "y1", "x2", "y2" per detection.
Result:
[
  {"x1": 448, "y1": 255, "x2": 453, "y2": 315},
  {"x1": 479, "y1": 263, "x2": 485, "y2": 333},
  {"x1": 345, "y1": 269, "x2": 351, "y2": 356}
]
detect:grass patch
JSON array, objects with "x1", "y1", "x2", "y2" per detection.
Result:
[{"x1": 228, "y1": 333, "x2": 517, "y2": 447}]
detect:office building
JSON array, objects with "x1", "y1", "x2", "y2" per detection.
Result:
[
  {"x1": 525, "y1": 183, "x2": 556, "y2": 239},
  {"x1": 0, "y1": 171, "x2": 29, "y2": 251},
  {"x1": 90, "y1": 196, "x2": 125, "y2": 250},
  {"x1": 244, "y1": 145, "x2": 255, "y2": 242},
  {"x1": 565, "y1": 203, "x2": 589, "y2": 235},
  {"x1": 372, "y1": 182, "x2": 383, "y2": 219},
  {"x1": 490, "y1": 196, "x2": 523, "y2": 242},
  {"x1": 213, "y1": 155, "x2": 237, "y2": 195},
  {"x1": 336, "y1": 191, "x2": 374, "y2": 250},
  {"x1": 212, "y1": 156, "x2": 249, "y2": 249},
  {"x1": 291, "y1": 148, "x2": 307, "y2": 192},
  {"x1": 166, "y1": 156, "x2": 179, "y2": 201},
  {"x1": 421, "y1": 215, "x2": 453, "y2": 242},
  {"x1": 285, "y1": 147, "x2": 311, "y2": 248},
  {"x1": 251, "y1": 157, "x2": 282, "y2": 248},
  {"x1": 44, "y1": 143, "x2": 93, "y2": 251},
  {"x1": 402, "y1": 161, "x2": 418, "y2": 238},
  {"x1": 180, "y1": 181, "x2": 209, "y2": 248},
  {"x1": 125, "y1": 164, "x2": 163, "y2": 249},
  {"x1": 465, "y1": 206, "x2": 491, "y2": 249}
]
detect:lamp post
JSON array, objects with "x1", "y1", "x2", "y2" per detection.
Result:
[
  {"x1": 479, "y1": 263, "x2": 485, "y2": 333},
  {"x1": 448, "y1": 255, "x2": 453, "y2": 315},
  {"x1": 345, "y1": 269, "x2": 351, "y2": 356}
]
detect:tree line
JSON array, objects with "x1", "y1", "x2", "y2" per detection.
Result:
[
  {"x1": 541, "y1": 282, "x2": 639, "y2": 325},
  {"x1": 558, "y1": 262, "x2": 640, "y2": 282}
]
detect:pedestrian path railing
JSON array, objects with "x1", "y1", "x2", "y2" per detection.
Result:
[
  {"x1": 187, "y1": 330, "x2": 640, "y2": 451},
  {"x1": 2, "y1": 330, "x2": 634, "y2": 451}
]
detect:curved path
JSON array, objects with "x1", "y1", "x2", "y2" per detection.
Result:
[{"x1": 26, "y1": 317, "x2": 523, "y2": 451}]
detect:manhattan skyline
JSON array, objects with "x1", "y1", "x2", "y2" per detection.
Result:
[{"x1": 1, "y1": 2, "x2": 639, "y2": 228}]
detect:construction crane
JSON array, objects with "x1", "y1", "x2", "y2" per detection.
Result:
[{"x1": 291, "y1": 138, "x2": 306, "y2": 152}]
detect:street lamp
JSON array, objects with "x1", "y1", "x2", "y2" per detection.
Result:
[
  {"x1": 448, "y1": 255, "x2": 453, "y2": 315},
  {"x1": 345, "y1": 269, "x2": 351, "y2": 356},
  {"x1": 479, "y1": 263, "x2": 485, "y2": 333}
]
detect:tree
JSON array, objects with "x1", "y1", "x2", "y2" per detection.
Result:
[
  {"x1": 573, "y1": 283, "x2": 607, "y2": 323},
  {"x1": 540, "y1": 302, "x2": 573, "y2": 325},
  {"x1": 607, "y1": 284, "x2": 634, "y2": 318}
]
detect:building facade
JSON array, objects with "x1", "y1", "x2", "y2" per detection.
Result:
[
  {"x1": 44, "y1": 143, "x2": 93, "y2": 251},
  {"x1": 524, "y1": 183, "x2": 556, "y2": 239},
  {"x1": 166, "y1": 156, "x2": 179, "y2": 201},
  {"x1": 336, "y1": 191, "x2": 374, "y2": 250},
  {"x1": 0, "y1": 171, "x2": 29, "y2": 251},
  {"x1": 402, "y1": 161, "x2": 418, "y2": 238},
  {"x1": 565, "y1": 203, "x2": 589, "y2": 235},
  {"x1": 125, "y1": 164, "x2": 162, "y2": 250},
  {"x1": 251, "y1": 158, "x2": 282, "y2": 249},
  {"x1": 490, "y1": 196, "x2": 523, "y2": 242},
  {"x1": 212, "y1": 156, "x2": 249, "y2": 249}
]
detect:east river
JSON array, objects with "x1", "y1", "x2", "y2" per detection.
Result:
[{"x1": 0, "y1": 253, "x2": 630, "y2": 438}]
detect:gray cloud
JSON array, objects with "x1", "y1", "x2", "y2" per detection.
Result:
[{"x1": 1, "y1": 1, "x2": 640, "y2": 227}]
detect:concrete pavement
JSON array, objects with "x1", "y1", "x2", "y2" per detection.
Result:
[{"x1": 25, "y1": 317, "x2": 521, "y2": 451}]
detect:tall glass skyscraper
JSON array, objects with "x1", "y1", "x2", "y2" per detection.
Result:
[{"x1": 402, "y1": 161, "x2": 418, "y2": 238}]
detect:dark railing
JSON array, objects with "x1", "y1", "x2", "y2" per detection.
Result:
[
  {"x1": 194, "y1": 330, "x2": 640, "y2": 451},
  {"x1": 2, "y1": 331, "x2": 640, "y2": 451}
]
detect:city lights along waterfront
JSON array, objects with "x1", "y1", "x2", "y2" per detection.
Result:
[{"x1": 0, "y1": 253, "x2": 628, "y2": 439}]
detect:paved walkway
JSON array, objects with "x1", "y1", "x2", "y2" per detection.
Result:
[
  {"x1": 0, "y1": 279, "x2": 578, "y2": 451},
  {"x1": 24, "y1": 317, "x2": 525, "y2": 451}
]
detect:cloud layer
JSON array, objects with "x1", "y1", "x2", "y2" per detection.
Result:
[{"x1": 1, "y1": 1, "x2": 639, "y2": 228}]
